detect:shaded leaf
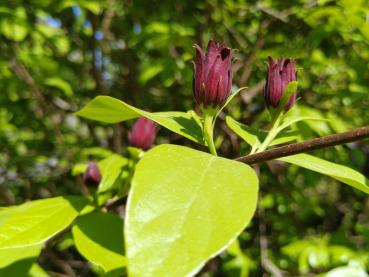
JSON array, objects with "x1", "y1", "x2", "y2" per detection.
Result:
[
  {"x1": 98, "y1": 154, "x2": 129, "y2": 193},
  {"x1": 72, "y1": 212, "x2": 125, "y2": 274}
]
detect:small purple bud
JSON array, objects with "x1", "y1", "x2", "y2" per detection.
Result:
[
  {"x1": 83, "y1": 161, "x2": 102, "y2": 187},
  {"x1": 192, "y1": 39, "x2": 233, "y2": 108},
  {"x1": 264, "y1": 56, "x2": 297, "y2": 111},
  {"x1": 129, "y1": 117, "x2": 157, "y2": 150}
]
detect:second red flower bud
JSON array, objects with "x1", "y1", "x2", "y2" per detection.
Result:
[{"x1": 264, "y1": 56, "x2": 297, "y2": 111}]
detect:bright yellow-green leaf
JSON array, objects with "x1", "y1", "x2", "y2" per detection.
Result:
[
  {"x1": 72, "y1": 212, "x2": 125, "y2": 274},
  {"x1": 0, "y1": 243, "x2": 43, "y2": 276},
  {"x1": 0, "y1": 196, "x2": 88, "y2": 249},
  {"x1": 0, "y1": 244, "x2": 42, "y2": 268},
  {"x1": 125, "y1": 144, "x2": 259, "y2": 276},
  {"x1": 1, "y1": 19, "x2": 28, "y2": 41},
  {"x1": 29, "y1": 264, "x2": 49, "y2": 277}
]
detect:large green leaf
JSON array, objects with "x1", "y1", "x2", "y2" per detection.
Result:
[
  {"x1": 0, "y1": 196, "x2": 88, "y2": 249},
  {"x1": 125, "y1": 144, "x2": 259, "y2": 276},
  {"x1": 279, "y1": 154, "x2": 369, "y2": 194},
  {"x1": 72, "y1": 212, "x2": 125, "y2": 274},
  {"x1": 76, "y1": 96, "x2": 204, "y2": 144}
]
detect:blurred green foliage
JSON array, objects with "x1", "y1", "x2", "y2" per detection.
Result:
[{"x1": 0, "y1": 0, "x2": 369, "y2": 275}]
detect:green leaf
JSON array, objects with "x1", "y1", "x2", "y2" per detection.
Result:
[
  {"x1": 278, "y1": 115, "x2": 329, "y2": 133},
  {"x1": 44, "y1": 77, "x2": 73, "y2": 97},
  {"x1": 76, "y1": 96, "x2": 204, "y2": 145},
  {"x1": 290, "y1": 106, "x2": 332, "y2": 136},
  {"x1": 225, "y1": 116, "x2": 262, "y2": 147},
  {"x1": 0, "y1": 19, "x2": 28, "y2": 42},
  {"x1": 269, "y1": 131, "x2": 299, "y2": 146},
  {"x1": 279, "y1": 154, "x2": 369, "y2": 194},
  {"x1": 80, "y1": 1, "x2": 102, "y2": 14},
  {"x1": 72, "y1": 162, "x2": 87, "y2": 176},
  {"x1": 139, "y1": 64, "x2": 164, "y2": 84},
  {"x1": 225, "y1": 239, "x2": 254, "y2": 277},
  {"x1": 29, "y1": 264, "x2": 49, "y2": 277},
  {"x1": 125, "y1": 144, "x2": 259, "y2": 276},
  {"x1": 72, "y1": 212, "x2": 125, "y2": 274},
  {"x1": 324, "y1": 266, "x2": 368, "y2": 277},
  {"x1": 0, "y1": 244, "x2": 42, "y2": 269},
  {"x1": 0, "y1": 196, "x2": 88, "y2": 249},
  {"x1": 225, "y1": 116, "x2": 298, "y2": 148},
  {"x1": 215, "y1": 87, "x2": 247, "y2": 125},
  {"x1": 98, "y1": 154, "x2": 129, "y2": 193}
]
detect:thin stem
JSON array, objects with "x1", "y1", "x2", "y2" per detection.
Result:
[
  {"x1": 204, "y1": 114, "x2": 217, "y2": 156},
  {"x1": 256, "y1": 112, "x2": 283, "y2": 153},
  {"x1": 250, "y1": 144, "x2": 258, "y2": 155},
  {"x1": 235, "y1": 125, "x2": 369, "y2": 164}
]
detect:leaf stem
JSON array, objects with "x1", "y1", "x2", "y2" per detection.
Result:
[
  {"x1": 256, "y1": 112, "x2": 283, "y2": 153},
  {"x1": 204, "y1": 114, "x2": 217, "y2": 156}
]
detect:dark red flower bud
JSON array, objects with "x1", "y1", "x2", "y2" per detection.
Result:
[
  {"x1": 129, "y1": 117, "x2": 157, "y2": 150},
  {"x1": 83, "y1": 161, "x2": 102, "y2": 187},
  {"x1": 193, "y1": 40, "x2": 233, "y2": 108},
  {"x1": 264, "y1": 56, "x2": 297, "y2": 110}
]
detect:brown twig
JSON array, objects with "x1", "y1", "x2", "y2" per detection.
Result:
[
  {"x1": 236, "y1": 125, "x2": 369, "y2": 164},
  {"x1": 44, "y1": 247, "x2": 76, "y2": 277}
]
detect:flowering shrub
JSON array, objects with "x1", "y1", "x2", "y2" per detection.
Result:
[{"x1": 0, "y1": 35, "x2": 368, "y2": 277}]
